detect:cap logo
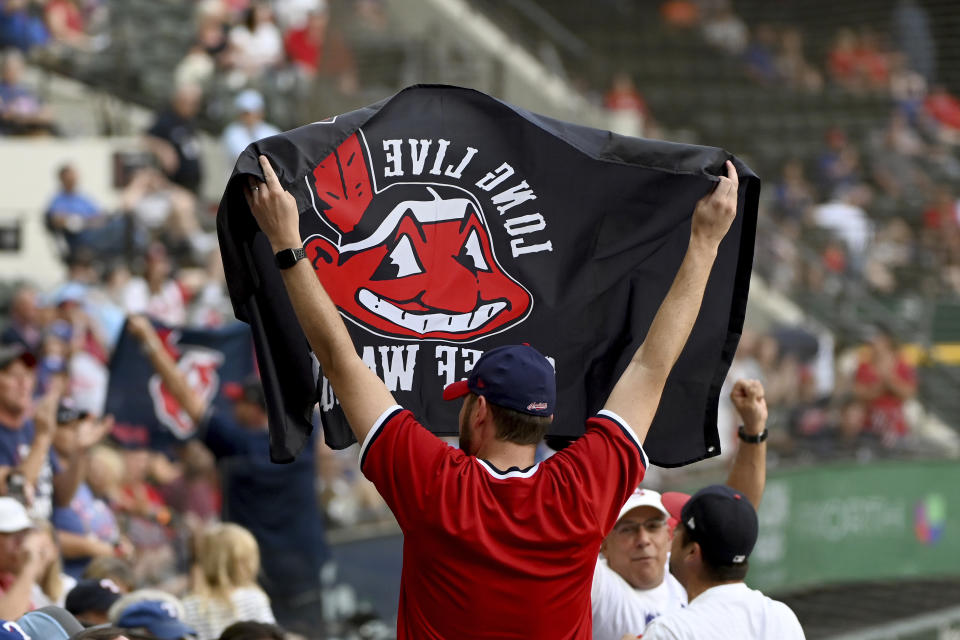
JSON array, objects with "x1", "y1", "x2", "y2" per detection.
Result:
[
  {"x1": 1, "y1": 622, "x2": 30, "y2": 640},
  {"x1": 687, "y1": 517, "x2": 696, "y2": 530},
  {"x1": 732, "y1": 554, "x2": 746, "y2": 563},
  {"x1": 527, "y1": 401, "x2": 548, "y2": 411}
]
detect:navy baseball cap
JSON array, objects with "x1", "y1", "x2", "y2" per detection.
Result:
[
  {"x1": 66, "y1": 579, "x2": 123, "y2": 618},
  {"x1": 663, "y1": 484, "x2": 758, "y2": 565},
  {"x1": 222, "y1": 376, "x2": 266, "y2": 409},
  {"x1": 116, "y1": 601, "x2": 196, "y2": 639},
  {"x1": 442, "y1": 344, "x2": 555, "y2": 417}
]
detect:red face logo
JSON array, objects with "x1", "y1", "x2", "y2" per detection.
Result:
[
  {"x1": 147, "y1": 329, "x2": 223, "y2": 438},
  {"x1": 304, "y1": 133, "x2": 531, "y2": 341}
]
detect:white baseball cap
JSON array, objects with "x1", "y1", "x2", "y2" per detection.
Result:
[
  {"x1": 0, "y1": 497, "x2": 32, "y2": 533},
  {"x1": 616, "y1": 488, "x2": 670, "y2": 522}
]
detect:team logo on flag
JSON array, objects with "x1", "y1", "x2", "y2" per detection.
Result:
[
  {"x1": 304, "y1": 132, "x2": 532, "y2": 342},
  {"x1": 146, "y1": 328, "x2": 224, "y2": 439}
]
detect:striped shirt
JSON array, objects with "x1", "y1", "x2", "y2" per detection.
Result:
[{"x1": 182, "y1": 587, "x2": 276, "y2": 640}]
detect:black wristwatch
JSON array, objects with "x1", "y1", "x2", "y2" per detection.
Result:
[
  {"x1": 738, "y1": 425, "x2": 768, "y2": 444},
  {"x1": 275, "y1": 246, "x2": 306, "y2": 270}
]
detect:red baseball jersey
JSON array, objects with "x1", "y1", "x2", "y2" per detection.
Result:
[{"x1": 360, "y1": 405, "x2": 648, "y2": 639}]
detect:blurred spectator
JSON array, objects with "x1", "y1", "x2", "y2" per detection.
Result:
[
  {"x1": 120, "y1": 244, "x2": 187, "y2": 327},
  {"x1": 0, "y1": 497, "x2": 51, "y2": 619},
  {"x1": 892, "y1": 0, "x2": 935, "y2": 82},
  {"x1": 109, "y1": 433, "x2": 176, "y2": 589},
  {"x1": 828, "y1": 28, "x2": 860, "y2": 89},
  {"x1": 772, "y1": 159, "x2": 815, "y2": 222},
  {"x1": 853, "y1": 328, "x2": 917, "y2": 445},
  {"x1": 82, "y1": 556, "x2": 135, "y2": 595},
  {"x1": 220, "y1": 90, "x2": 279, "y2": 163},
  {"x1": 1, "y1": 284, "x2": 41, "y2": 351},
  {"x1": 283, "y1": 7, "x2": 357, "y2": 93},
  {"x1": 156, "y1": 440, "x2": 219, "y2": 526},
  {"x1": 888, "y1": 52, "x2": 927, "y2": 123},
  {"x1": 603, "y1": 72, "x2": 651, "y2": 138},
  {"x1": 44, "y1": 0, "x2": 90, "y2": 52},
  {"x1": 115, "y1": 599, "x2": 196, "y2": 640},
  {"x1": 0, "y1": 48, "x2": 55, "y2": 135},
  {"x1": 812, "y1": 185, "x2": 873, "y2": 260},
  {"x1": 924, "y1": 85, "x2": 960, "y2": 143},
  {"x1": 0, "y1": 348, "x2": 66, "y2": 521},
  {"x1": 127, "y1": 317, "x2": 327, "y2": 638},
  {"x1": 229, "y1": 2, "x2": 283, "y2": 79},
  {"x1": 29, "y1": 520, "x2": 76, "y2": 608},
  {"x1": 274, "y1": 0, "x2": 324, "y2": 31},
  {"x1": 853, "y1": 27, "x2": 890, "y2": 90},
  {"x1": 182, "y1": 524, "x2": 275, "y2": 640},
  {"x1": 817, "y1": 128, "x2": 864, "y2": 195},
  {"x1": 184, "y1": 251, "x2": 232, "y2": 329},
  {"x1": 0, "y1": 0, "x2": 49, "y2": 53},
  {"x1": 700, "y1": 0, "x2": 747, "y2": 56},
  {"x1": 65, "y1": 578, "x2": 123, "y2": 627},
  {"x1": 776, "y1": 28, "x2": 822, "y2": 92},
  {"x1": 659, "y1": 0, "x2": 699, "y2": 29},
  {"x1": 118, "y1": 169, "x2": 205, "y2": 257},
  {"x1": 923, "y1": 186, "x2": 959, "y2": 232},
  {"x1": 50, "y1": 411, "x2": 124, "y2": 580},
  {"x1": 175, "y1": 1, "x2": 234, "y2": 88},
  {"x1": 743, "y1": 24, "x2": 777, "y2": 84},
  {"x1": 46, "y1": 164, "x2": 136, "y2": 260},
  {"x1": 217, "y1": 621, "x2": 284, "y2": 640},
  {"x1": 144, "y1": 85, "x2": 204, "y2": 195}
]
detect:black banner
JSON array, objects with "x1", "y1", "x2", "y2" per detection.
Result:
[{"x1": 217, "y1": 85, "x2": 759, "y2": 466}]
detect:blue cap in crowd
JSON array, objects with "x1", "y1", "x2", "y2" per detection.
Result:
[
  {"x1": 15, "y1": 606, "x2": 84, "y2": 640},
  {"x1": 663, "y1": 484, "x2": 759, "y2": 566},
  {"x1": 117, "y1": 600, "x2": 196, "y2": 640},
  {"x1": 442, "y1": 344, "x2": 556, "y2": 417}
]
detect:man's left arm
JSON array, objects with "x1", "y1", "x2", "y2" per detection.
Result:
[{"x1": 725, "y1": 379, "x2": 767, "y2": 509}]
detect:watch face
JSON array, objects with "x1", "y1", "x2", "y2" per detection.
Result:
[{"x1": 276, "y1": 248, "x2": 304, "y2": 269}]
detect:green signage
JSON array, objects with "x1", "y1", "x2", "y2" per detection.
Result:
[{"x1": 744, "y1": 461, "x2": 960, "y2": 592}]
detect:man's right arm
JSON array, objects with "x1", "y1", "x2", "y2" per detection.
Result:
[
  {"x1": 604, "y1": 161, "x2": 740, "y2": 443},
  {"x1": 245, "y1": 156, "x2": 397, "y2": 446}
]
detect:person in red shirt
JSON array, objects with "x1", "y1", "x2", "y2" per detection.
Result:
[
  {"x1": 244, "y1": 155, "x2": 740, "y2": 638},
  {"x1": 283, "y1": 9, "x2": 357, "y2": 93},
  {"x1": 853, "y1": 327, "x2": 917, "y2": 443}
]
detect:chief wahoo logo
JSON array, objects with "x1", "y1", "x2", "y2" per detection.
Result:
[{"x1": 304, "y1": 131, "x2": 532, "y2": 342}]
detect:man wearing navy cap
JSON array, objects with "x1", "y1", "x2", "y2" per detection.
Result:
[
  {"x1": 246, "y1": 155, "x2": 740, "y2": 638},
  {"x1": 642, "y1": 486, "x2": 805, "y2": 639}
]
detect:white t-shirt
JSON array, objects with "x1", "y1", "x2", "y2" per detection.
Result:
[
  {"x1": 642, "y1": 583, "x2": 805, "y2": 640},
  {"x1": 182, "y1": 586, "x2": 276, "y2": 640},
  {"x1": 592, "y1": 557, "x2": 687, "y2": 640}
]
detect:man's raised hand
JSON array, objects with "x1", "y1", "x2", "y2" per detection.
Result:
[
  {"x1": 691, "y1": 160, "x2": 739, "y2": 249},
  {"x1": 730, "y1": 379, "x2": 768, "y2": 434},
  {"x1": 244, "y1": 155, "x2": 302, "y2": 253}
]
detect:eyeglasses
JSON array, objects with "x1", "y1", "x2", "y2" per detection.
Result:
[{"x1": 613, "y1": 518, "x2": 668, "y2": 537}]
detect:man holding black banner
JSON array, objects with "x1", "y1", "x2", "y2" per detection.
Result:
[{"x1": 244, "y1": 151, "x2": 739, "y2": 638}]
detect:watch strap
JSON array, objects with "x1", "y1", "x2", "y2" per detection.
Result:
[{"x1": 737, "y1": 425, "x2": 768, "y2": 444}]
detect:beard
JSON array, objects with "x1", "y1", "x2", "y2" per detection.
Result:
[
  {"x1": 459, "y1": 413, "x2": 474, "y2": 455},
  {"x1": 458, "y1": 395, "x2": 476, "y2": 455}
]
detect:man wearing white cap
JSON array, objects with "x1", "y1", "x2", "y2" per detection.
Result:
[
  {"x1": 221, "y1": 90, "x2": 281, "y2": 163},
  {"x1": 591, "y1": 379, "x2": 770, "y2": 640},
  {"x1": 0, "y1": 497, "x2": 52, "y2": 619}
]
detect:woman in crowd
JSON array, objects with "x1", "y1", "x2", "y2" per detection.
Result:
[{"x1": 182, "y1": 524, "x2": 275, "y2": 640}]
